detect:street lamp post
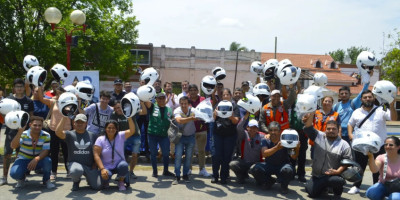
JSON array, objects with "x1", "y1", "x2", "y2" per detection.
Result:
[{"x1": 44, "y1": 7, "x2": 87, "y2": 70}]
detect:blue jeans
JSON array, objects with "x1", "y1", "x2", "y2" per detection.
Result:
[
  {"x1": 212, "y1": 133, "x2": 237, "y2": 181},
  {"x1": 366, "y1": 182, "x2": 400, "y2": 200},
  {"x1": 148, "y1": 135, "x2": 170, "y2": 174},
  {"x1": 103, "y1": 160, "x2": 128, "y2": 184},
  {"x1": 174, "y1": 135, "x2": 195, "y2": 177},
  {"x1": 10, "y1": 157, "x2": 52, "y2": 183}
]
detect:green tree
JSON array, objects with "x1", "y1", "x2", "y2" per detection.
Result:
[
  {"x1": 328, "y1": 46, "x2": 370, "y2": 64},
  {"x1": 229, "y1": 42, "x2": 248, "y2": 52},
  {"x1": 0, "y1": 0, "x2": 139, "y2": 88},
  {"x1": 381, "y1": 30, "x2": 400, "y2": 87}
]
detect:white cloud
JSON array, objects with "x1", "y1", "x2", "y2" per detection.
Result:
[{"x1": 218, "y1": 18, "x2": 244, "y2": 28}]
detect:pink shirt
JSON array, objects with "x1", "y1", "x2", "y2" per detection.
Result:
[
  {"x1": 50, "y1": 99, "x2": 71, "y2": 131},
  {"x1": 377, "y1": 154, "x2": 400, "y2": 183}
]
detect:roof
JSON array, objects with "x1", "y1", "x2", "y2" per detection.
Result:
[
  {"x1": 299, "y1": 69, "x2": 314, "y2": 80},
  {"x1": 261, "y1": 52, "x2": 337, "y2": 71},
  {"x1": 325, "y1": 85, "x2": 373, "y2": 95},
  {"x1": 323, "y1": 71, "x2": 358, "y2": 84}
]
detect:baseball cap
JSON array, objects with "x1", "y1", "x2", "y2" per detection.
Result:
[
  {"x1": 156, "y1": 92, "x2": 166, "y2": 98},
  {"x1": 248, "y1": 119, "x2": 259, "y2": 128},
  {"x1": 241, "y1": 81, "x2": 249, "y2": 86},
  {"x1": 271, "y1": 90, "x2": 281, "y2": 96},
  {"x1": 51, "y1": 80, "x2": 59, "y2": 85},
  {"x1": 114, "y1": 79, "x2": 123, "y2": 85},
  {"x1": 74, "y1": 114, "x2": 87, "y2": 122}
]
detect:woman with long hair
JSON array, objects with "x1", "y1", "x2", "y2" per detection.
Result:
[
  {"x1": 93, "y1": 118, "x2": 135, "y2": 191},
  {"x1": 366, "y1": 136, "x2": 400, "y2": 200}
]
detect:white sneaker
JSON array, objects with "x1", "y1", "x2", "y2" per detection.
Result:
[
  {"x1": 348, "y1": 186, "x2": 360, "y2": 194},
  {"x1": 0, "y1": 177, "x2": 7, "y2": 186},
  {"x1": 46, "y1": 180, "x2": 55, "y2": 189},
  {"x1": 15, "y1": 180, "x2": 25, "y2": 188},
  {"x1": 199, "y1": 168, "x2": 211, "y2": 177},
  {"x1": 188, "y1": 169, "x2": 192, "y2": 175}
]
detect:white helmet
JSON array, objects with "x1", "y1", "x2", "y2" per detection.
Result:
[
  {"x1": 372, "y1": 80, "x2": 397, "y2": 104},
  {"x1": 277, "y1": 64, "x2": 301, "y2": 85},
  {"x1": 252, "y1": 83, "x2": 271, "y2": 97},
  {"x1": 201, "y1": 75, "x2": 217, "y2": 95},
  {"x1": 276, "y1": 59, "x2": 293, "y2": 76},
  {"x1": 280, "y1": 129, "x2": 299, "y2": 148},
  {"x1": 250, "y1": 61, "x2": 264, "y2": 76},
  {"x1": 121, "y1": 93, "x2": 141, "y2": 118},
  {"x1": 0, "y1": 99, "x2": 21, "y2": 115},
  {"x1": 295, "y1": 94, "x2": 318, "y2": 113},
  {"x1": 140, "y1": 67, "x2": 159, "y2": 86},
  {"x1": 64, "y1": 85, "x2": 77, "y2": 95},
  {"x1": 356, "y1": 51, "x2": 377, "y2": 74},
  {"x1": 75, "y1": 80, "x2": 94, "y2": 101},
  {"x1": 237, "y1": 94, "x2": 261, "y2": 114},
  {"x1": 136, "y1": 85, "x2": 156, "y2": 102},
  {"x1": 50, "y1": 64, "x2": 69, "y2": 82},
  {"x1": 23, "y1": 55, "x2": 39, "y2": 72},
  {"x1": 303, "y1": 85, "x2": 324, "y2": 100},
  {"x1": 212, "y1": 66, "x2": 226, "y2": 81},
  {"x1": 5, "y1": 111, "x2": 30, "y2": 129},
  {"x1": 216, "y1": 100, "x2": 233, "y2": 118},
  {"x1": 194, "y1": 99, "x2": 214, "y2": 123},
  {"x1": 352, "y1": 130, "x2": 382, "y2": 155},
  {"x1": 313, "y1": 72, "x2": 328, "y2": 87},
  {"x1": 262, "y1": 59, "x2": 279, "y2": 80},
  {"x1": 58, "y1": 92, "x2": 78, "y2": 117},
  {"x1": 26, "y1": 66, "x2": 47, "y2": 87}
]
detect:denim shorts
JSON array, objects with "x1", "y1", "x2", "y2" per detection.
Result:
[{"x1": 125, "y1": 135, "x2": 141, "y2": 154}]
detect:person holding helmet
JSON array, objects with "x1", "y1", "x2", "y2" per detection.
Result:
[
  {"x1": 144, "y1": 92, "x2": 175, "y2": 178},
  {"x1": 9, "y1": 116, "x2": 55, "y2": 189},
  {"x1": 347, "y1": 90, "x2": 397, "y2": 195},
  {"x1": 230, "y1": 113, "x2": 265, "y2": 184},
  {"x1": 55, "y1": 114, "x2": 101, "y2": 191},
  {"x1": 302, "y1": 112, "x2": 352, "y2": 200},
  {"x1": 250, "y1": 122, "x2": 299, "y2": 194},
  {"x1": 366, "y1": 136, "x2": 400, "y2": 200},
  {"x1": 37, "y1": 86, "x2": 71, "y2": 180},
  {"x1": 45, "y1": 80, "x2": 59, "y2": 98},
  {"x1": 0, "y1": 78, "x2": 34, "y2": 186},
  {"x1": 109, "y1": 79, "x2": 126, "y2": 107},
  {"x1": 259, "y1": 83, "x2": 296, "y2": 134},
  {"x1": 211, "y1": 88, "x2": 240, "y2": 184},
  {"x1": 93, "y1": 117, "x2": 136, "y2": 191},
  {"x1": 188, "y1": 84, "x2": 211, "y2": 177}
]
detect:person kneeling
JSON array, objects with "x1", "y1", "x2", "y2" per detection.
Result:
[
  {"x1": 9, "y1": 116, "x2": 55, "y2": 189},
  {"x1": 250, "y1": 122, "x2": 299, "y2": 194}
]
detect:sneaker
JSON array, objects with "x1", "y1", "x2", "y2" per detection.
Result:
[
  {"x1": 15, "y1": 180, "x2": 25, "y2": 188},
  {"x1": 199, "y1": 168, "x2": 211, "y2": 177},
  {"x1": 130, "y1": 172, "x2": 137, "y2": 179},
  {"x1": 162, "y1": 171, "x2": 175, "y2": 177},
  {"x1": 182, "y1": 175, "x2": 190, "y2": 183},
  {"x1": 211, "y1": 178, "x2": 218, "y2": 184},
  {"x1": 298, "y1": 176, "x2": 307, "y2": 183},
  {"x1": 46, "y1": 180, "x2": 55, "y2": 189},
  {"x1": 347, "y1": 186, "x2": 360, "y2": 194},
  {"x1": 0, "y1": 177, "x2": 8, "y2": 186},
  {"x1": 71, "y1": 181, "x2": 80, "y2": 191},
  {"x1": 172, "y1": 177, "x2": 180, "y2": 185},
  {"x1": 187, "y1": 169, "x2": 192, "y2": 175},
  {"x1": 152, "y1": 172, "x2": 158, "y2": 178},
  {"x1": 118, "y1": 181, "x2": 126, "y2": 191},
  {"x1": 50, "y1": 172, "x2": 57, "y2": 181}
]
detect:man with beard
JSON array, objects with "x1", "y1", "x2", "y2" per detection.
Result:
[{"x1": 347, "y1": 90, "x2": 397, "y2": 195}]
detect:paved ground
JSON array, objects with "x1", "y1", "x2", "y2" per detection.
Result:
[{"x1": 0, "y1": 127, "x2": 375, "y2": 200}]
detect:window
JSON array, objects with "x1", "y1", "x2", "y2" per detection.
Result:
[
  {"x1": 130, "y1": 49, "x2": 150, "y2": 65},
  {"x1": 315, "y1": 61, "x2": 322, "y2": 68},
  {"x1": 330, "y1": 61, "x2": 336, "y2": 69}
]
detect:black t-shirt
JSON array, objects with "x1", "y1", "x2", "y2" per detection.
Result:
[
  {"x1": 5, "y1": 95, "x2": 34, "y2": 133},
  {"x1": 214, "y1": 103, "x2": 240, "y2": 137},
  {"x1": 261, "y1": 139, "x2": 291, "y2": 166}
]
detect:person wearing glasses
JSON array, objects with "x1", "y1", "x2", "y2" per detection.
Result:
[{"x1": 366, "y1": 136, "x2": 400, "y2": 200}]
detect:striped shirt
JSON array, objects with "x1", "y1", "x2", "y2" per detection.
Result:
[{"x1": 18, "y1": 129, "x2": 51, "y2": 160}]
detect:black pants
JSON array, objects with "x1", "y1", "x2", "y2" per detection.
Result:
[
  {"x1": 229, "y1": 159, "x2": 253, "y2": 180},
  {"x1": 137, "y1": 115, "x2": 149, "y2": 153},
  {"x1": 306, "y1": 175, "x2": 346, "y2": 198},
  {"x1": 291, "y1": 129, "x2": 308, "y2": 177},
  {"x1": 48, "y1": 129, "x2": 68, "y2": 173},
  {"x1": 353, "y1": 146, "x2": 385, "y2": 188}
]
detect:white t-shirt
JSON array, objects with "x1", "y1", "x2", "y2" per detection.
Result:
[
  {"x1": 166, "y1": 93, "x2": 179, "y2": 111},
  {"x1": 348, "y1": 105, "x2": 391, "y2": 145}
]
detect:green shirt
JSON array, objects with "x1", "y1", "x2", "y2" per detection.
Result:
[{"x1": 148, "y1": 104, "x2": 173, "y2": 137}]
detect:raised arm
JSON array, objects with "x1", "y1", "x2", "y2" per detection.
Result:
[
  {"x1": 124, "y1": 117, "x2": 136, "y2": 139},
  {"x1": 139, "y1": 101, "x2": 147, "y2": 115},
  {"x1": 283, "y1": 84, "x2": 296, "y2": 110},
  {"x1": 37, "y1": 87, "x2": 52, "y2": 107},
  {"x1": 10, "y1": 127, "x2": 25, "y2": 149},
  {"x1": 367, "y1": 152, "x2": 382, "y2": 173},
  {"x1": 258, "y1": 108, "x2": 269, "y2": 133},
  {"x1": 55, "y1": 116, "x2": 68, "y2": 140},
  {"x1": 389, "y1": 100, "x2": 398, "y2": 121}
]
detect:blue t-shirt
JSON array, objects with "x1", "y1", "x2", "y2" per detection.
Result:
[{"x1": 33, "y1": 100, "x2": 50, "y2": 119}]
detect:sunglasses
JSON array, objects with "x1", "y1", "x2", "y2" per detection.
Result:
[{"x1": 384, "y1": 143, "x2": 395, "y2": 147}]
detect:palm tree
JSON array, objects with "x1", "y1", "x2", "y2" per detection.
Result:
[{"x1": 229, "y1": 42, "x2": 248, "y2": 52}]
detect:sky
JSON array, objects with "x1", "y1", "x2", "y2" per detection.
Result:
[{"x1": 132, "y1": 0, "x2": 400, "y2": 58}]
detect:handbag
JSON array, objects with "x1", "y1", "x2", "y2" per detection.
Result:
[
  {"x1": 383, "y1": 154, "x2": 400, "y2": 193},
  {"x1": 43, "y1": 100, "x2": 55, "y2": 130}
]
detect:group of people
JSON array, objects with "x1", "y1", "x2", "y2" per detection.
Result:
[{"x1": 0, "y1": 68, "x2": 399, "y2": 200}]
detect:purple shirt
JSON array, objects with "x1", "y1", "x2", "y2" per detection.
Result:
[{"x1": 95, "y1": 131, "x2": 126, "y2": 169}]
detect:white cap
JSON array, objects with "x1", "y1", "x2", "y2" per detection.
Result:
[
  {"x1": 248, "y1": 119, "x2": 259, "y2": 128},
  {"x1": 271, "y1": 90, "x2": 281, "y2": 96}
]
